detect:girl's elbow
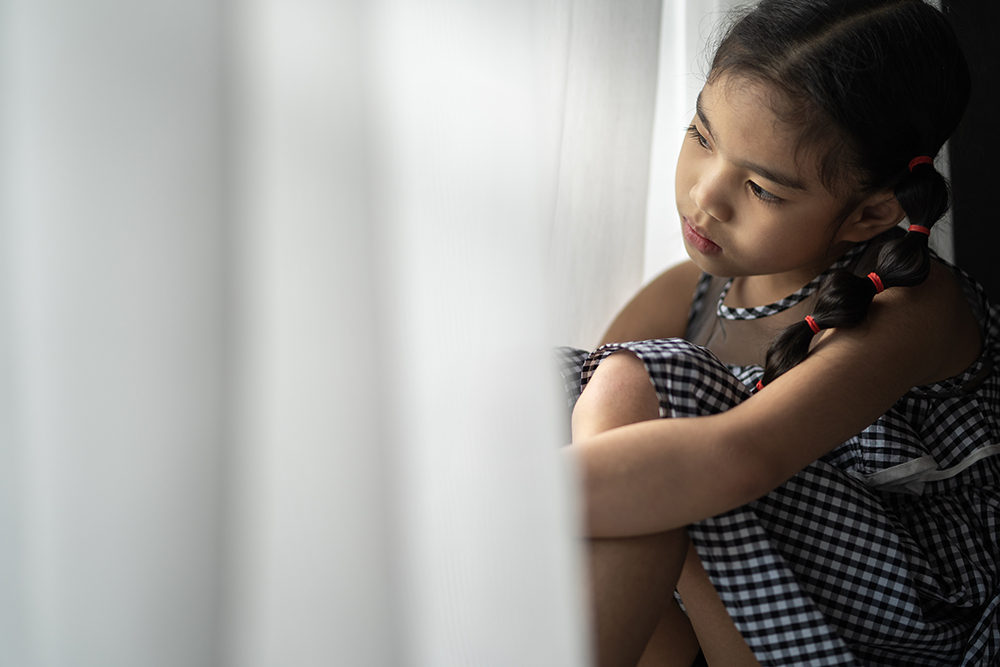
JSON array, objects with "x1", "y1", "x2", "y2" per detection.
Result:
[{"x1": 722, "y1": 448, "x2": 789, "y2": 510}]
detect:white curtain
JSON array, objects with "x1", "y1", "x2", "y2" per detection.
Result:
[
  {"x1": 646, "y1": 1, "x2": 740, "y2": 286},
  {"x1": 546, "y1": 0, "x2": 663, "y2": 349},
  {"x1": 549, "y1": 0, "x2": 746, "y2": 350},
  {"x1": 0, "y1": 1, "x2": 738, "y2": 666}
]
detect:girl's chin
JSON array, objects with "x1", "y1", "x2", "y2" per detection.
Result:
[{"x1": 683, "y1": 245, "x2": 738, "y2": 277}]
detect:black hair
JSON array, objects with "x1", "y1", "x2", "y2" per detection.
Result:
[{"x1": 708, "y1": 0, "x2": 971, "y2": 384}]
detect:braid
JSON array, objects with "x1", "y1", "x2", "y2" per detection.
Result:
[{"x1": 761, "y1": 159, "x2": 949, "y2": 384}]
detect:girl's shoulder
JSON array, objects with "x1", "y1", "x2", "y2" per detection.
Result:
[
  {"x1": 600, "y1": 260, "x2": 702, "y2": 345},
  {"x1": 858, "y1": 257, "x2": 982, "y2": 386}
]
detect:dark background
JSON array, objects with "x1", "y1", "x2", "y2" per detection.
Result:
[{"x1": 944, "y1": 0, "x2": 1000, "y2": 303}]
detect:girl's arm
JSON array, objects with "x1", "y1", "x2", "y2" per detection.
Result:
[
  {"x1": 600, "y1": 260, "x2": 703, "y2": 344},
  {"x1": 573, "y1": 262, "x2": 982, "y2": 538}
]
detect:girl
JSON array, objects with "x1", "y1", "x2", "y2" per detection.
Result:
[{"x1": 560, "y1": 1, "x2": 1000, "y2": 665}]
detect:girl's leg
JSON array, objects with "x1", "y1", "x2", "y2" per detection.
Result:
[
  {"x1": 573, "y1": 352, "x2": 700, "y2": 667},
  {"x1": 676, "y1": 545, "x2": 761, "y2": 666},
  {"x1": 588, "y1": 532, "x2": 693, "y2": 667},
  {"x1": 637, "y1": 597, "x2": 703, "y2": 667}
]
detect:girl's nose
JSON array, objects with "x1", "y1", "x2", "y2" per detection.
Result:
[{"x1": 690, "y1": 168, "x2": 733, "y2": 222}]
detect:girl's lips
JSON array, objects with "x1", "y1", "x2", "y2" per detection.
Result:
[{"x1": 682, "y1": 218, "x2": 722, "y2": 255}]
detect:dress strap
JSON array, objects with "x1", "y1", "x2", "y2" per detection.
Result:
[{"x1": 686, "y1": 272, "x2": 715, "y2": 333}]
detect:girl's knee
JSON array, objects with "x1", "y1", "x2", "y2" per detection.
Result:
[
  {"x1": 572, "y1": 351, "x2": 660, "y2": 440},
  {"x1": 586, "y1": 351, "x2": 656, "y2": 395}
]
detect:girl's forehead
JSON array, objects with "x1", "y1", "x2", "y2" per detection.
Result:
[
  {"x1": 701, "y1": 75, "x2": 802, "y2": 145},
  {"x1": 698, "y1": 75, "x2": 824, "y2": 190}
]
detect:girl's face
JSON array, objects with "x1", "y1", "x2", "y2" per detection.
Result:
[{"x1": 675, "y1": 74, "x2": 857, "y2": 287}]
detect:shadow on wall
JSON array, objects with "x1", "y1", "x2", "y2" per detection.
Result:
[{"x1": 946, "y1": 0, "x2": 1000, "y2": 303}]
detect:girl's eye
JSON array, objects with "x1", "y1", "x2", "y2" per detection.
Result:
[
  {"x1": 749, "y1": 181, "x2": 782, "y2": 204},
  {"x1": 685, "y1": 123, "x2": 783, "y2": 205},
  {"x1": 686, "y1": 124, "x2": 710, "y2": 150}
]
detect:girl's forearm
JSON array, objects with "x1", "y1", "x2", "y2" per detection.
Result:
[{"x1": 568, "y1": 415, "x2": 767, "y2": 538}]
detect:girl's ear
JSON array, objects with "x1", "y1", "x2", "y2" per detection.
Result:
[{"x1": 836, "y1": 192, "x2": 906, "y2": 243}]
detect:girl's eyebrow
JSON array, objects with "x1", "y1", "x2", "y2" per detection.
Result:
[{"x1": 695, "y1": 92, "x2": 808, "y2": 192}]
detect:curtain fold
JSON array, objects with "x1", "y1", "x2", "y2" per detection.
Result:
[
  {"x1": 222, "y1": 1, "x2": 400, "y2": 665},
  {"x1": 1, "y1": 1, "x2": 228, "y2": 665},
  {"x1": 367, "y1": 2, "x2": 590, "y2": 663}
]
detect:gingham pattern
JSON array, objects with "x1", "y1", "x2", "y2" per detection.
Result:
[
  {"x1": 558, "y1": 266, "x2": 1000, "y2": 665},
  {"x1": 555, "y1": 345, "x2": 591, "y2": 408},
  {"x1": 715, "y1": 242, "x2": 868, "y2": 321}
]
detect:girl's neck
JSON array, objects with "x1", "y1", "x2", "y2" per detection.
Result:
[
  {"x1": 726, "y1": 274, "x2": 808, "y2": 309},
  {"x1": 725, "y1": 249, "x2": 852, "y2": 309}
]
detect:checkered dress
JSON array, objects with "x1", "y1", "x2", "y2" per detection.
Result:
[{"x1": 557, "y1": 264, "x2": 1000, "y2": 666}]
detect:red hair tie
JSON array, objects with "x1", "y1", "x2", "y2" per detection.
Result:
[
  {"x1": 908, "y1": 155, "x2": 933, "y2": 172},
  {"x1": 908, "y1": 224, "x2": 931, "y2": 236},
  {"x1": 804, "y1": 315, "x2": 821, "y2": 335},
  {"x1": 755, "y1": 379, "x2": 764, "y2": 391},
  {"x1": 867, "y1": 272, "x2": 885, "y2": 294}
]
